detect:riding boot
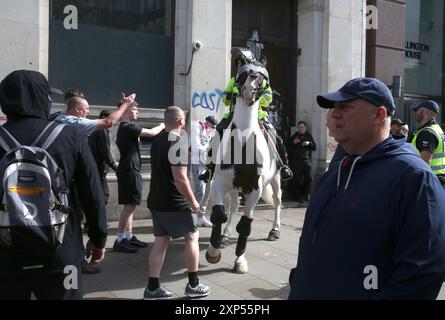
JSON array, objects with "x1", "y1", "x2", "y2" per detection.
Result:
[
  {"x1": 198, "y1": 164, "x2": 214, "y2": 183},
  {"x1": 262, "y1": 117, "x2": 293, "y2": 182},
  {"x1": 276, "y1": 135, "x2": 293, "y2": 181}
]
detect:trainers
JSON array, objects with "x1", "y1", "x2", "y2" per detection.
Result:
[
  {"x1": 81, "y1": 261, "x2": 101, "y2": 274},
  {"x1": 185, "y1": 283, "x2": 211, "y2": 298},
  {"x1": 113, "y1": 239, "x2": 138, "y2": 253},
  {"x1": 196, "y1": 216, "x2": 212, "y2": 228},
  {"x1": 128, "y1": 236, "x2": 148, "y2": 248},
  {"x1": 143, "y1": 287, "x2": 173, "y2": 300},
  {"x1": 280, "y1": 166, "x2": 293, "y2": 181}
]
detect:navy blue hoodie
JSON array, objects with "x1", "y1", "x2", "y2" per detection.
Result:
[{"x1": 289, "y1": 138, "x2": 445, "y2": 300}]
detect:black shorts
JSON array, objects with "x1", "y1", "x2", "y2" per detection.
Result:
[
  {"x1": 151, "y1": 210, "x2": 197, "y2": 239},
  {"x1": 117, "y1": 170, "x2": 142, "y2": 205}
]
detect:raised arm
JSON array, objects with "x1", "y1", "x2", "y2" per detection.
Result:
[
  {"x1": 95, "y1": 93, "x2": 136, "y2": 131},
  {"x1": 140, "y1": 123, "x2": 165, "y2": 138}
]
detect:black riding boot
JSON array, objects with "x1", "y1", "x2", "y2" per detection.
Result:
[{"x1": 262, "y1": 117, "x2": 293, "y2": 181}]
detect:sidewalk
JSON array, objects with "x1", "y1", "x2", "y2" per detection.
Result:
[
  {"x1": 82, "y1": 206, "x2": 445, "y2": 300},
  {"x1": 82, "y1": 207, "x2": 304, "y2": 300}
]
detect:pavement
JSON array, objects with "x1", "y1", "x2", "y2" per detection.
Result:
[
  {"x1": 81, "y1": 205, "x2": 445, "y2": 300},
  {"x1": 82, "y1": 205, "x2": 303, "y2": 300}
]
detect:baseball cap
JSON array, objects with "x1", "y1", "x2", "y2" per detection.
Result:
[
  {"x1": 205, "y1": 115, "x2": 218, "y2": 128},
  {"x1": 412, "y1": 100, "x2": 440, "y2": 114},
  {"x1": 49, "y1": 87, "x2": 64, "y2": 96},
  {"x1": 391, "y1": 118, "x2": 405, "y2": 126},
  {"x1": 317, "y1": 77, "x2": 396, "y2": 115}
]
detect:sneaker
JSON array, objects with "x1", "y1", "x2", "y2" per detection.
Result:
[
  {"x1": 128, "y1": 236, "x2": 148, "y2": 248},
  {"x1": 113, "y1": 239, "x2": 138, "y2": 253},
  {"x1": 280, "y1": 166, "x2": 293, "y2": 181},
  {"x1": 196, "y1": 216, "x2": 212, "y2": 228},
  {"x1": 143, "y1": 287, "x2": 173, "y2": 300},
  {"x1": 81, "y1": 261, "x2": 101, "y2": 274},
  {"x1": 185, "y1": 283, "x2": 211, "y2": 298}
]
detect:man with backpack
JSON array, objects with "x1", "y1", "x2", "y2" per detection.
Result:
[{"x1": 0, "y1": 70, "x2": 107, "y2": 300}]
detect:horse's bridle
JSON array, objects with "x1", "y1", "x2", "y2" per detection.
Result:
[{"x1": 235, "y1": 63, "x2": 269, "y2": 101}]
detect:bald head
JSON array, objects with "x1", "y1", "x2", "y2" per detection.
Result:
[
  {"x1": 164, "y1": 106, "x2": 184, "y2": 124},
  {"x1": 66, "y1": 96, "x2": 90, "y2": 118}
]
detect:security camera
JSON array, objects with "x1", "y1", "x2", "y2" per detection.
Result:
[{"x1": 193, "y1": 41, "x2": 202, "y2": 51}]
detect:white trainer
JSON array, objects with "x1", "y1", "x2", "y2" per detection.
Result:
[{"x1": 196, "y1": 216, "x2": 213, "y2": 228}]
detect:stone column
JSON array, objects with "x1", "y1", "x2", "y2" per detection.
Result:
[
  {"x1": 181, "y1": 0, "x2": 232, "y2": 123},
  {"x1": 297, "y1": 0, "x2": 366, "y2": 185},
  {"x1": 0, "y1": 0, "x2": 42, "y2": 80}
]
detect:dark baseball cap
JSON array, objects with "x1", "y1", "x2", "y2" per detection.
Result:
[
  {"x1": 391, "y1": 118, "x2": 405, "y2": 126},
  {"x1": 317, "y1": 77, "x2": 396, "y2": 115},
  {"x1": 412, "y1": 100, "x2": 440, "y2": 114},
  {"x1": 49, "y1": 87, "x2": 64, "y2": 95},
  {"x1": 205, "y1": 115, "x2": 218, "y2": 128}
]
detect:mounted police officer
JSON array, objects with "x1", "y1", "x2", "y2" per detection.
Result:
[
  {"x1": 411, "y1": 100, "x2": 445, "y2": 186},
  {"x1": 199, "y1": 48, "x2": 292, "y2": 182}
]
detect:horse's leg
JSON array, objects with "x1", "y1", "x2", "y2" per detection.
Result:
[
  {"x1": 206, "y1": 176, "x2": 228, "y2": 264},
  {"x1": 268, "y1": 175, "x2": 282, "y2": 241},
  {"x1": 234, "y1": 186, "x2": 262, "y2": 274},
  {"x1": 204, "y1": 180, "x2": 214, "y2": 218},
  {"x1": 221, "y1": 190, "x2": 239, "y2": 247}
]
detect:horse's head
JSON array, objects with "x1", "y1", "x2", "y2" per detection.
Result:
[{"x1": 235, "y1": 62, "x2": 269, "y2": 107}]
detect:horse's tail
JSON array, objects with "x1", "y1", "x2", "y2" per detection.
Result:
[{"x1": 261, "y1": 183, "x2": 274, "y2": 205}]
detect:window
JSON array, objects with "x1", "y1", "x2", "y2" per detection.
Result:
[
  {"x1": 405, "y1": 0, "x2": 444, "y2": 96},
  {"x1": 49, "y1": 0, "x2": 174, "y2": 108}
]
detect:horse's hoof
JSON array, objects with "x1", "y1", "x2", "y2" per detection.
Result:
[
  {"x1": 233, "y1": 262, "x2": 248, "y2": 274},
  {"x1": 206, "y1": 250, "x2": 221, "y2": 264},
  {"x1": 267, "y1": 229, "x2": 280, "y2": 241},
  {"x1": 220, "y1": 236, "x2": 230, "y2": 248}
]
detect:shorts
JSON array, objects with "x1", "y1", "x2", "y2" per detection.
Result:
[
  {"x1": 151, "y1": 209, "x2": 197, "y2": 239},
  {"x1": 117, "y1": 170, "x2": 142, "y2": 205}
]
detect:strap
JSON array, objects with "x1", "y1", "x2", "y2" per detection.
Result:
[
  {"x1": 31, "y1": 122, "x2": 58, "y2": 147},
  {"x1": 31, "y1": 121, "x2": 66, "y2": 150},
  {"x1": 0, "y1": 126, "x2": 22, "y2": 152}
]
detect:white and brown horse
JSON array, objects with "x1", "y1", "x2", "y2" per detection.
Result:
[{"x1": 205, "y1": 63, "x2": 282, "y2": 273}]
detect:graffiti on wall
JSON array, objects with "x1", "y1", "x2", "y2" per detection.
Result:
[{"x1": 192, "y1": 89, "x2": 225, "y2": 113}]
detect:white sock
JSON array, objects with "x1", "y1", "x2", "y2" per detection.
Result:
[
  {"x1": 117, "y1": 233, "x2": 125, "y2": 242},
  {"x1": 124, "y1": 231, "x2": 133, "y2": 240}
]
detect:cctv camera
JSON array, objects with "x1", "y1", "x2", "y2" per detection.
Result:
[{"x1": 193, "y1": 41, "x2": 202, "y2": 51}]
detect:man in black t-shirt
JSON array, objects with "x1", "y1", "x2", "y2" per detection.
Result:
[
  {"x1": 114, "y1": 101, "x2": 165, "y2": 253},
  {"x1": 143, "y1": 106, "x2": 211, "y2": 299},
  {"x1": 89, "y1": 110, "x2": 118, "y2": 204}
]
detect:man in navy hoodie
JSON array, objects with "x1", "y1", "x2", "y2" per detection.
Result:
[{"x1": 289, "y1": 77, "x2": 445, "y2": 300}]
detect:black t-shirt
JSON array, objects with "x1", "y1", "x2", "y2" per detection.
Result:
[
  {"x1": 147, "y1": 130, "x2": 190, "y2": 212},
  {"x1": 415, "y1": 120, "x2": 439, "y2": 154},
  {"x1": 116, "y1": 122, "x2": 142, "y2": 171},
  {"x1": 89, "y1": 128, "x2": 117, "y2": 177}
]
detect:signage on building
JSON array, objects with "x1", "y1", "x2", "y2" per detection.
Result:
[{"x1": 405, "y1": 41, "x2": 430, "y2": 61}]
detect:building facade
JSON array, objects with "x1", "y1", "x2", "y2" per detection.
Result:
[
  {"x1": 367, "y1": 0, "x2": 445, "y2": 130},
  {"x1": 0, "y1": 0, "x2": 366, "y2": 217}
]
